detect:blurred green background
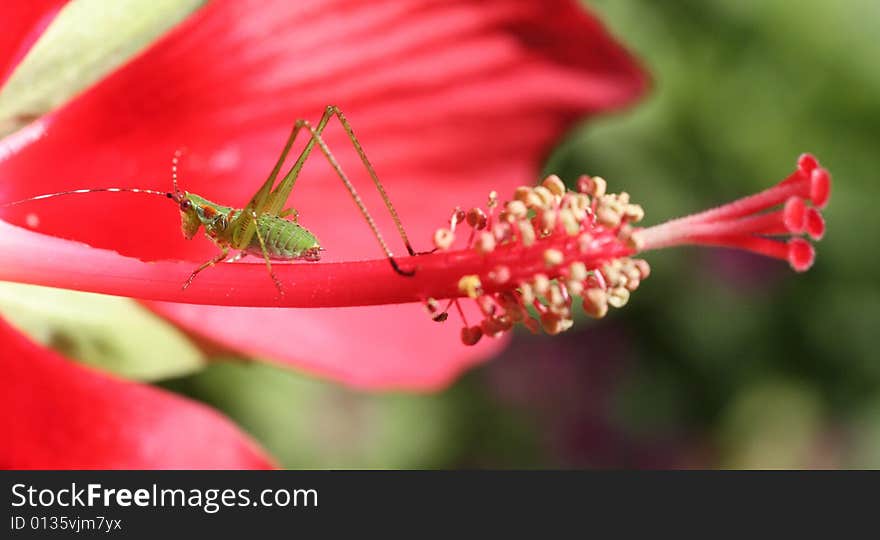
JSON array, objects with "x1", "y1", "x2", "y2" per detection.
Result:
[{"x1": 3, "y1": 0, "x2": 878, "y2": 468}]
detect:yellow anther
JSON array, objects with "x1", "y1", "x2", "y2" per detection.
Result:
[
  {"x1": 566, "y1": 280, "x2": 585, "y2": 297},
  {"x1": 433, "y1": 228, "x2": 455, "y2": 250},
  {"x1": 590, "y1": 176, "x2": 607, "y2": 198},
  {"x1": 487, "y1": 190, "x2": 498, "y2": 208},
  {"x1": 573, "y1": 193, "x2": 591, "y2": 213},
  {"x1": 542, "y1": 174, "x2": 566, "y2": 197},
  {"x1": 634, "y1": 259, "x2": 651, "y2": 280},
  {"x1": 476, "y1": 231, "x2": 497, "y2": 254},
  {"x1": 543, "y1": 248, "x2": 564, "y2": 268},
  {"x1": 625, "y1": 203, "x2": 645, "y2": 223},
  {"x1": 582, "y1": 288, "x2": 609, "y2": 319},
  {"x1": 539, "y1": 208, "x2": 558, "y2": 234},
  {"x1": 607, "y1": 286, "x2": 630, "y2": 308},
  {"x1": 457, "y1": 274, "x2": 483, "y2": 298},
  {"x1": 524, "y1": 191, "x2": 544, "y2": 208},
  {"x1": 559, "y1": 208, "x2": 580, "y2": 236},
  {"x1": 564, "y1": 196, "x2": 589, "y2": 222},
  {"x1": 600, "y1": 194, "x2": 625, "y2": 214},
  {"x1": 506, "y1": 199, "x2": 528, "y2": 219},
  {"x1": 569, "y1": 261, "x2": 588, "y2": 282},
  {"x1": 540, "y1": 312, "x2": 565, "y2": 335},
  {"x1": 514, "y1": 186, "x2": 533, "y2": 202},
  {"x1": 596, "y1": 205, "x2": 622, "y2": 228},
  {"x1": 533, "y1": 185, "x2": 555, "y2": 207},
  {"x1": 578, "y1": 232, "x2": 594, "y2": 253},
  {"x1": 548, "y1": 283, "x2": 565, "y2": 307},
  {"x1": 519, "y1": 282, "x2": 536, "y2": 305},
  {"x1": 625, "y1": 276, "x2": 641, "y2": 292},
  {"x1": 532, "y1": 273, "x2": 550, "y2": 296},
  {"x1": 518, "y1": 220, "x2": 536, "y2": 247},
  {"x1": 602, "y1": 264, "x2": 621, "y2": 287}
]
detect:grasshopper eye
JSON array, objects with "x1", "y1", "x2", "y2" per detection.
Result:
[{"x1": 179, "y1": 199, "x2": 192, "y2": 211}]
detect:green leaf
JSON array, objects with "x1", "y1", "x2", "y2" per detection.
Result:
[
  {"x1": 0, "y1": 282, "x2": 204, "y2": 381},
  {"x1": 846, "y1": 398, "x2": 880, "y2": 468},
  {"x1": 0, "y1": 0, "x2": 206, "y2": 136},
  {"x1": 162, "y1": 360, "x2": 463, "y2": 469},
  {"x1": 718, "y1": 380, "x2": 826, "y2": 468}
]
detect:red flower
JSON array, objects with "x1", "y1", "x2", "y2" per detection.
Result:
[
  {"x1": 0, "y1": 0, "x2": 649, "y2": 467},
  {"x1": 0, "y1": 0, "x2": 646, "y2": 389}
]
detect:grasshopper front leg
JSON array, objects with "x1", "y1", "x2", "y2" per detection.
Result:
[{"x1": 183, "y1": 246, "x2": 229, "y2": 290}]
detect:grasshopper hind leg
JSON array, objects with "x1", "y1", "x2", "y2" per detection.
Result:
[
  {"x1": 249, "y1": 209, "x2": 285, "y2": 295},
  {"x1": 256, "y1": 106, "x2": 425, "y2": 276},
  {"x1": 225, "y1": 252, "x2": 247, "y2": 263},
  {"x1": 294, "y1": 117, "x2": 418, "y2": 276}
]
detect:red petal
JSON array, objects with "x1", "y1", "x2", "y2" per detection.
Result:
[
  {"x1": 147, "y1": 302, "x2": 510, "y2": 390},
  {"x1": 0, "y1": 0, "x2": 646, "y2": 389},
  {"x1": 0, "y1": 1, "x2": 67, "y2": 87},
  {"x1": 0, "y1": 317, "x2": 274, "y2": 469}
]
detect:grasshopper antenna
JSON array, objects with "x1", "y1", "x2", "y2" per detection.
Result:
[
  {"x1": 2, "y1": 149, "x2": 193, "y2": 209},
  {"x1": 1, "y1": 187, "x2": 175, "y2": 209},
  {"x1": 171, "y1": 148, "x2": 186, "y2": 199}
]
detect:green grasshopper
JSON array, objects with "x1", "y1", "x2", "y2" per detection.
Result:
[{"x1": 2, "y1": 106, "x2": 420, "y2": 293}]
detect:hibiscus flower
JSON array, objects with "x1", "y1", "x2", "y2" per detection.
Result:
[{"x1": 0, "y1": 0, "x2": 651, "y2": 468}]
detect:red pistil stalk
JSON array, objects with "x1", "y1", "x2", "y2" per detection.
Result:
[{"x1": 0, "y1": 154, "x2": 829, "y2": 345}]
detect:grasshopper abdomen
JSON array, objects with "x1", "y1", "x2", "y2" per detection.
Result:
[
  {"x1": 184, "y1": 193, "x2": 321, "y2": 261},
  {"x1": 249, "y1": 213, "x2": 320, "y2": 261}
]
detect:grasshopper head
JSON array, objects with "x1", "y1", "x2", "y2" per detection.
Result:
[
  {"x1": 174, "y1": 193, "x2": 230, "y2": 240},
  {"x1": 175, "y1": 193, "x2": 202, "y2": 240}
]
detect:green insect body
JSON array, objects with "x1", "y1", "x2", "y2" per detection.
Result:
[
  {"x1": 179, "y1": 193, "x2": 321, "y2": 262},
  {"x1": 2, "y1": 106, "x2": 418, "y2": 294}
]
